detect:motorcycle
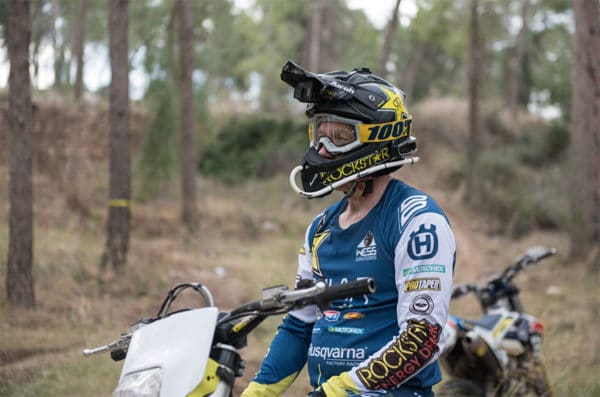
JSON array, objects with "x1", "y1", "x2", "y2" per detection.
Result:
[
  {"x1": 437, "y1": 246, "x2": 557, "y2": 397},
  {"x1": 83, "y1": 278, "x2": 376, "y2": 396}
]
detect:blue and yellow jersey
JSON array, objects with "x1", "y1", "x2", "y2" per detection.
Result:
[{"x1": 243, "y1": 179, "x2": 455, "y2": 396}]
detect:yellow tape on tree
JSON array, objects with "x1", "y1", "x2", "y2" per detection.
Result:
[{"x1": 108, "y1": 199, "x2": 131, "y2": 208}]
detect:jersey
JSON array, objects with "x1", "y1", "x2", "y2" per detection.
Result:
[{"x1": 243, "y1": 179, "x2": 455, "y2": 396}]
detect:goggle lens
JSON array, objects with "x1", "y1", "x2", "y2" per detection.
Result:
[{"x1": 309, "y1": 114, "x2": 362, "y2": 154}]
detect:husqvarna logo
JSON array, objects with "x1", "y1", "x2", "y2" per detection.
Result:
[{"x1": 408, "y1": 224, "x2": 438, "y2": 260}]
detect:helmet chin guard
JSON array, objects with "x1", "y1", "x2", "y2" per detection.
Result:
[{"x1": 289, "y1": 156, "x2": 420, "y2": 199}]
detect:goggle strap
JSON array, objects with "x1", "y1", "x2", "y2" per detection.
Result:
[{"x1": 289, "y1": 156, "x2": 420, "y2": 198}]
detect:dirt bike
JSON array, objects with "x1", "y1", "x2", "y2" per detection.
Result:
[
  {"x1": 83, "y1": 278, "x2": 376, "y2": 396},
  {"x1": 437, "y1": 246, "x2": 557, "y2": 397}
]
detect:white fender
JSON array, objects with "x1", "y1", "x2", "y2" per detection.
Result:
[{"x1": 116, "y1": 307, "x2": 219, "y2": 396}]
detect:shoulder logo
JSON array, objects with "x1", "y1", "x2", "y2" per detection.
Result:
[
  {"x1": 400, "y1": 195, "x2": 427, "y2": 228},
  {"x1": 356, "y1": 231, "x2": 377, "y2": 262},
  {"x1": 408, "y1": 224, "x2": 438, "y2": 260}
]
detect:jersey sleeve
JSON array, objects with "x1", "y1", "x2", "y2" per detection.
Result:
[
  {"x1": 242, "y1": 314, "x2": 313, "y2": 397},
  {"x1": 343, "y1": 209, "x2": 455, "y2": 392}
]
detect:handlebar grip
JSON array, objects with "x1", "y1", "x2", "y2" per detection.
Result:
[
  {"x1": 520, "y1": 247, "x2": 557, "y2": 266},
  {"x1": 536, "y1": 248, "x2": 557, "y2": 261},
  {"x1": 451, "y1": 287, "x2": 463, "y2": 299},
  {"x1": 451, "y1": 284, "x2": 476, "y2": 299},
  {"x1": 320, "y1": 278, "x2": 376, "y2": 303}
]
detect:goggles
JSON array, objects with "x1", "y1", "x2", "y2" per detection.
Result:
[
  {"x1": 309, "y1": 114, "x2": 362, "y2": 154},
  {"x1": 308, "y1": 113, "x2": 413, "y2": 154}
]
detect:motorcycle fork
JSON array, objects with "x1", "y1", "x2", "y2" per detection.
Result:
[{"x1": 188, "y1": 343, "x2": 245, "y2": 397}]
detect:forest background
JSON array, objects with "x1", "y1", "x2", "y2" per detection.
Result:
[{"x1": 0, "y1": 0, "x2": 598, "y2": 396}]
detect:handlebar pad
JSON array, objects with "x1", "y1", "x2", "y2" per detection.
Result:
[{"x1": 319, "y1": 278, "x2": 376, "y2": 303}]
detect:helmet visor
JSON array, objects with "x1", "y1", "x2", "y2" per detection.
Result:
[{"x1": 308, "y1": 114, "x2": 362, "y2": 154}]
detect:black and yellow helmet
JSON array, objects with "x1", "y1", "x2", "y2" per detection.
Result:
[{"x1": 281, "y1": 60, "x2": 419, "y2": 198}]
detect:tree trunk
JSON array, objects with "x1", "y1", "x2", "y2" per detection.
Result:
[
  {"x1": 30, "y1": 0, "x2": 44, "y2": 87},
  {"x1": 398, "y1": 42, "x2": 427, "y2": 101},
  {"x1": 464, "y1": 0, "x2": 482, "y2": 204},
  {"x1": 101, "y1": 0, "x2": 130, "y2": 270},
  {"x1": 6, "y1": 0, "x2": 35, "y2": 308},
  {"x1": 506, "y1": 0, "x2": 530, "y2": 114},
  {"x1": 51, "y1": 0, "x2": 61, "y2": 87},
  {"x1": 177, "y1": 0, "x2": 199, "y2": 232},
  {"x1": 569, "y1": 0, "x2": 599, "y2": 267},
  {"x1": 308, "y1": 0, "x2": 325, "y2": 72},
  {"x1": 378, "y1": 0, "x2": 401, "y2": 77},
  {"x1": 72, "y1": 0, "x2": 87, "y2": 100}
]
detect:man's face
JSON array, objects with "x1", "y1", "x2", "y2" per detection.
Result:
[{"x1": 316, "y1": 121, "x2": 357, "y2": 159}]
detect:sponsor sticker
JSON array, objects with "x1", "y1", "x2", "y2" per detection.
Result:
[
  {"x1": 403, "y1": 264, "x2": 446, "y2": 277},
  {"x1": 344, "y1": 312, "x2": 365, "y2": 320},
  {"x1": 323, "y1": 148, "x2": 391, "y2": 185},
  {"x1": 308, "y1": 343, "x2": 367, "y2": 367},
  {"x1": 409, "y1": 294, "x2": 434, "y2": 315},
  {"x1": 356, "y1": 319, "x2": 442, "y2": 390},
  {"x1": 323, "y1": 310, "x2": 341, "y2": 322},
  {"x1": 404, "y1": 277, "x2": 441, "y2": 292},
  {"x1": 328, "y1": 326, "x2": 366, "y2": 335},
  {"x1": 330, "y1": 80, "x2": 355, "y2": 94},
  {"x1": 356, "y1": 231, "x2": 377, "y2": 262}
]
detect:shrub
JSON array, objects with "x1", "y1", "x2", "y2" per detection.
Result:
[
  {"x1": 474, "y1": 146, "x2": 567, "y2": 237},
  {"x1": 199, "y1": 115, "x2": 306, "y2": 183}
]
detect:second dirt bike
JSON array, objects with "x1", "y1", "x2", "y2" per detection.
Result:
[{"x1": 437, "y1": 246, "x2": 556, "y2": 397}]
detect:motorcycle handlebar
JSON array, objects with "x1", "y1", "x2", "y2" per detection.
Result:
[
  {"x1": 230, "y1": 278, "x2": 376, "y2": 317},
  {"x1": 84, "y1": 278, "x2": 377, "y2": 357},
  {"x1": 451, "y1": 247, "x2": 556, "y2": 302},
  {"x1": 501, "y1": 246, "x2": 557, "y2": 284},
  {"x1": 309, "y1": 278, "x2": 376, "y2": 306},
  {"x1": 82, "y1": 334, "x2": 131, "y2": 357}
]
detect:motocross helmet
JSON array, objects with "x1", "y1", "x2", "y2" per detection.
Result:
[{"x1": 281, "y1": 60, "x2": 419, "y2": 198}]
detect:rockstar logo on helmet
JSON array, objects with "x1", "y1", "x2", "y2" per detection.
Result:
[{"x1": 322, "y1": 148, "x2": 391, "y2": 184}]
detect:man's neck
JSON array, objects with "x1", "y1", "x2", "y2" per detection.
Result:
[{"x1": 339, "y1": 175, "x2": 392, "y2": 228}]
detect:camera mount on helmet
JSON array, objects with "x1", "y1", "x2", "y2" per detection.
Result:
[
  {"x1": 281, "y1": 60, "x2": 365, "y2": 104},
  {"x1": 281, "y1": 60, "x2": 393, "y2": 121}
]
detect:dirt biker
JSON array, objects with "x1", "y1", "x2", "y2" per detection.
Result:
[{"x1": 241, "y1": 60, "x2": 456, "y2": 397}]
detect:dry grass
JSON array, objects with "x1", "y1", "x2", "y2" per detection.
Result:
[
  {"x1": 1, "y1": 167, "x2": 598, "y2": 396},
  {"x1": 0, "y1": 167, "x2": 330, "y2": 396},
  {"x1": 0, "y1": 100, "x2": 598, "y2": 396}
]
